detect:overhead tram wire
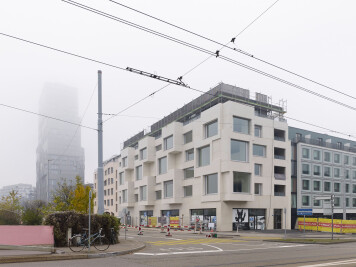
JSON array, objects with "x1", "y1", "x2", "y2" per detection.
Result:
[
  {"x1": 108, "y1": 0, "x2": 356, "y2": 101},
  {"x1": 0, "y1": 103, "x2": 98, "y2": 131},
  {"x1": 60, "y1": 0, "x2": 356, "y2": 113}
]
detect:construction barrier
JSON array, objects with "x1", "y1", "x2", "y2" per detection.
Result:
[{"x1": 298, "y1": 217, "x2": 356, "y2": 233}]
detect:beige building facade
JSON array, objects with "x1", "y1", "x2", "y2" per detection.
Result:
[{"x1": 94, "y1": 83, "x2": 291, "y2": 231}]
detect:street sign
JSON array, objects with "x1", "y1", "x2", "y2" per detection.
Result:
[{"x1": 297, "y1": 208, "x2": 312, "y2": 216}]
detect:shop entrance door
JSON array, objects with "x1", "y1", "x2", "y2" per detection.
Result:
[{"x1": 273, "y1": 209, "x2": 282, "y2": 229}]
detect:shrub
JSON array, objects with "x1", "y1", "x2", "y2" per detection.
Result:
[{"x1": 44, "y1": 211, "x2": 120, "y2": 247}]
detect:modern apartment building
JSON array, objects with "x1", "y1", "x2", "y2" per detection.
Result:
[
  {"x1": 94, "y1": 83, "x2": 291, "y2": 231},
  {"x1": 36, "y1": 83, "x2": 85, "y2": 202},
  {"x1": 0, "y1": 183, "x2": 36, "y2": 203},
  {"x1": 289, "y1": 127, "x2": 356, "y2": 227}
]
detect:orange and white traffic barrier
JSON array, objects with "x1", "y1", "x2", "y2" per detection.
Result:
[
  {"x1": 138, "y1": 226, "x2": 143, "y2": 235},
  {"x1": 166, "y1": 226, "x2": 172, "y2": 237}
]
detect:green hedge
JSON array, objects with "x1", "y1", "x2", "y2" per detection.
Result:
[{"x1": 44, "y1": 211, "x2": 120, "y2": 247}]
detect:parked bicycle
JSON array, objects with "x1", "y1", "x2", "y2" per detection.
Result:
[
  {"x1": 68, "y1": 228, "x2": 110, "y2": 252},
  {"x1": 109, "y1": 228, "x2": 117, "y2": 244}
]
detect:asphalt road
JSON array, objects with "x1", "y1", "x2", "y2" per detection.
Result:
[{"x1": 4, "y1": 230, "x2": 356, "y2": 266}]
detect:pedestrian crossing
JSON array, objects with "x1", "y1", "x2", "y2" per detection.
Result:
[{"x1": 147, "y1": 238, "x2": 246, "y2": 246}]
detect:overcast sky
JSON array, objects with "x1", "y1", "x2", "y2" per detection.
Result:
[{"x1": 1, "y1": 0, "x2": 355, "y2": 188}]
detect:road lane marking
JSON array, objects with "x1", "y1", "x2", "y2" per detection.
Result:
[{"x1": 147, "y1": 238, "x2": 246, "y2": 246}]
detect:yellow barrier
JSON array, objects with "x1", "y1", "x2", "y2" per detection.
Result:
[{"x1": 298, "y1": 217, "x2": 356, "y2": 233}]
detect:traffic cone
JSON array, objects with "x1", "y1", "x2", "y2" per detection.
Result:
[
  {"x1": 166, "y1": 226, "x2": 172, "y2": 237},
  {"x1": 138, "y1": 226, "x2": 143, "y2": 235}
]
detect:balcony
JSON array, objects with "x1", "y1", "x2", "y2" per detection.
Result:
[
  {"x1": 274, "y1": 147, "x2": 286, "y2": 160},
  {"x1": 274, "y1": 185, "x2": 285, "y2": 196},
  {"x1": 274, "y1": 129, "x2": 285, "y2": 142},
  {"x1": 274, "y1": 166, "x2": 286, "y2": 180}
]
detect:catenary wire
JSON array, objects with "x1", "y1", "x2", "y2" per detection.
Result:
[
  {"x1": 61, "y1": 0, "x2": 356, "y2": 113},
  {"x1": 109, "y1": 0, "x2": 356, "y2": 101},
  {"x1": 0, "y1": 103, "x2": 98, "y2": 131}
]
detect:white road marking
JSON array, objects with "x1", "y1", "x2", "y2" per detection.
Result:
[
  {"x1": 126, "y1": 234, "x2": 182, "y2": 240},
  {"x1": 202, "y1": 243, "x2": 223, "y2": 251},
  {"x1": 300, "y1": 259, "x2": 356, "y2": 267}
]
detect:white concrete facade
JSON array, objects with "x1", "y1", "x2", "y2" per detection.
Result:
[{"x1": 94, "y1": 84, "x2": 291, "y2": 231}]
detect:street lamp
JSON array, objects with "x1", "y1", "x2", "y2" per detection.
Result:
[{"x1": 47, "y1": 159, "x2": 53, "y2": 203}]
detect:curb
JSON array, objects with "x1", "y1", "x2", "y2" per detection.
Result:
[
  {"x1": 0, "y1": 241, "x2": 145, "y2": 264},
  {"x1": 0, "y1": 245, "x2": 56, "y2": 253}
]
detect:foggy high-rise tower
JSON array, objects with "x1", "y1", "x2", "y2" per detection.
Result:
[{"x1": 36, "y1": 83, "x2": 85, "y2": 202}]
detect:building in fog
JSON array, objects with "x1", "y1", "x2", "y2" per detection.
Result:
[
  {"x1": 36, "y1": 83, "x2": 85, "y2": 202},
  {"x1": 0, "y1": 183, "x2": 36, "y2": 202}
]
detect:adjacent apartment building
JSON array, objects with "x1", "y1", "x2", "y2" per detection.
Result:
[
  {"x1": 289, "y1": 127, "x2": 356, "y2": 227},
  {"x1": 94, "y1": 83, "x2": 291, "y2": 231}
]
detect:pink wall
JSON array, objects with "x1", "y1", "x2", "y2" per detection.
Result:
[{"x1": 0, "y1": 226, "x2": 54, "y2": 246}]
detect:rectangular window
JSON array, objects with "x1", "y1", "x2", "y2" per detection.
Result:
[
  {"x1": 254, "y1": 183, "x2": 262, "y2": 195},
  {"x1": 233, "y1": 172, "x2": 250, "y2": 193},
  {"x1": 313, "y1": 150, "x2": 321, "y2": 161},
  {"x1": 164, "y1": 180, "x2": 173, "y2": 198},
  {"x1": 205, "y1": 120, "x2": 218, "y2": 138},
  {"x1": 119, "y1": 172, "x2": 125, "y2": 185},
  {"x1": 254, "y1": 125, "x2": 262, "y2": 137},
  {"x1": 231, "y1": 140, "x2": 248, "y2": 162},
  {"x1": 183, "y1": 131, "x2": 193, "y2": 144},
  {"x1": 253, "y1": 144, "x2": 266, "y2": 157},
  {"x1": 254, "y1": 164, "x2": 262, "y2": 176},
  {"x1": 140, "y1": 148, "x2": 147, "y2": 160},
  {"x1": 313, "y1": 180, "x2": 321, "y2": 191},
  {"x1": 353, "y1": 184, "x2": 356, "y2": 194},
  {"x1": 345, "y1": 155, "x2": 350, "y2": 165},
  {"x1": 334, "y1": 153, "x2": 341, "y2": 164},
  {"x1": 334, "y1": 182, "x2": 341, "y2": 193},
  {"x1": 111, "y1": 188, "x2": 113, "y2": 194},
  {"x1": 198, "y1": 145, "x2": 210, "y2": 167},
  {"x1": 122, "y1": 190, "x2": 127, "y2": 203},
  {"x1": 353, "y1": 157, "x2": 356, "y2": 166},
  {"x1": 314, "y1": 199, "x2": 321, "y2": 207},
  {"x1": 345, "y1": 169, "x2": 350, "y2": 179},
  {"x1": 184, "y1": 185, "x2": 193, "y2": 197},
  {"x1": 136, "y1": 165, "x2": 142, "y2": 180},
  {"x1": 313, "y1": 165, "x2": 321, "y2": 176},
  {"x1": 164, "y1": 135, "x2": 173, "y2": 150},
  {"x1": 302, "y1": 164, "x2": 310, "y2": 175},
  {"x1": 186, "y1": 149, "x2": 194, "y2": 161},
  {"x1": 353, "y1": 170, "x2": 356, "y2": 180},
  {"x1": 302, "y1": 148, "x2": 310, "y2": 159},
  {"x1": 122, "y1": 157, "x2": 127, "y2": 167},
  {"x1": 324, "y1": 151, "x2": 331, "y2": 162},
  {"x1": 184, "y1": 167, "x2": 194, "y2": 179},
  {"x1": 353, "y1": 198, "x2": 356, "y2": 208},
  {"x1": 334, "y1": 167, "x2": 340, "y2": 178},
  {"x1": 156, "y1": 144, "x2": 162, "y2": 151},
  {"x1": 205, "y1": 173, "x2": 218, "y2": 194},
  {"x1": 324, "y1": 181, "x2": 331, "y2": 192},
  {"x1": 135, "y1": 155, "x2": 138, "y2": 160},
  {"x1": 302, "y1": 179, "x2": 310, "y2": 190},
  {"x1": 346, "y1": 198, "x2": 350, "y2": 207},
  {"x1": 158, "y1": 157, "x2": 167, "y2": 175},
  {"x1": 324, "y1": 166, "x2": 331, "y2": 177},
  {"x1": 140, "y1": 185, "x2": 147, "y2": 201},
  {"x1": 155, "y1": 190, "x2": 162, "y2": 200},
  {"x1": 302, "y1": 196, "x2": 310, "y2": 206},
  {"x1": 233, "y1": 117, "x2": 249, "y2": 134},
  {"x1": 346, "y1": 183, "x2": 350, "y2": 193},
  {"x1": 334, "y1": 197, "x2": 341, "y2": 207}
]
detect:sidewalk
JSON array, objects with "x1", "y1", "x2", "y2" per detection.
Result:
[{"x1": 0, "y1": 238, "x2": 145, "y2": 264}]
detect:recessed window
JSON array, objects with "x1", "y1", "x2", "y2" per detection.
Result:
[
  {"x1": 119, "y1": 172, "x2": 125, "y2": 185},
  {"x1": 122, "y1": 190, "x2": 127, "y2": 203},
  {"x1": 184, "y1": 185, "x2": 193, "y2": 197},
  {"x1": 324, "y1": 151, "x2": 331, "y2": 162},
  {"x1": 254, "y1": 164, "x2": 262, "y2": 176},
  {"x1": 155, "y1": 190, "x2": 162, "y2": 200},
  {"x1": 353, "y1": 184, "x2": 356, "y2": 194},
  {"x1": 164, "y1": 135, "x2": 173, "y2": 150},
  {"x1": 302, "y1": 196, "x2": 310, "y2": 206},
  {"x1": 205, "y1": 120, "x2": 218, "y2": 138},
  {"x1": 186, "y1": 149, "x2": 194, "y2": 161},
  {"x1": 140, "y1": 185, "x2": 147, "y2": 201},
  {"x1": 334, "y1": 197, "x2": 341, "y2": 207},
  {"x1": 233, "y1": 117, "x2": 249, "y2": 134},
  {"x1": 233, "y1": 172, "x2": 250, "y2": 193},
  {"x1": 164, "y1": 180, "x2": 173, "y2": 198},
  {"x1": 345, "y1": 169, "x2": 350, "y2": 179},
  {"x1": 353, "y1": 198, "x2": 356, "y2": 208},
  {"x1": 353, "y1": 157, "x2": 356, "y2": 166},
  {"x1": 254, "y1": 183, "x2": 262, "y2": 195},
  {"x1": 122, "y1": 157, "x2": 127, "y2": 167},
  {"x1": 184, "y1": 167, "x2": 194, "y2": 179},
  {"x1": 334, "y1": 153, "x2": 341, "y2": 164},
  {"x1": 158, "y1": 157, "x2": 167, "y2": 175},
  {"x1": 140, "y1": 148, "x2": 147, "y2": 160},
  {"x1": 313, "y1": 165, "x2": 321, "y2": 176},
  {"x1": 302, "y1": 164, "x2": 310, "y2": 175},
  {"x1": 184, "y1": 131, "x2": 193, "y2": 144},
  {"x1": 324, "y1": 166, "x2": 331, "y2": 177},
  {"x1": 198, "y1": 146, "x2": 210, "y2": 167},
  {"x1": 134, "y1": 155, "x2": 138, "y2": 160},
  {"x1": 324, "y1": 181, "x2": 331, "y2": 192},
  {"x1": 302, "y1": 148, "x2": 310, "y2": 159},
  {"x1": 314, "y1": 199, "x2": 321, "y2": 207},
  {"x1": 346, "y1": 198, "x2": 350, "y2": 207},
  {"x1": 205, "y1": 173, "x2": 218, "y2": 194},
  {"x1": 334, "y1": 167, "x2": 340, "y2": 178},
  {"x1": 156, "y1": 144, "x2": 162, "y2": 151},
  {"x1": 302, "y1": 179, "x2": 310, "y2": 190},
  {"x1": 253, "y1": 144, "x2": 266, "y2": 157},
  {"x1": 313, "y1": 180, "x2": 321, "y2": 191},
  {"x1": 254, "y1": 125, "x2": 262, "y2": 138},
  {"x1": 352, "y1": 170, "x2": 356, "y2": 180},
  {"x1": 136, "y1": 165, "x2": 142, "y2": 180},
  {"x1": 345, "y1": 155, "x2": 350, "y2": 165},
  {"x1": 231, "y1": 140, "x2": 248, "y2": 162},
  {"x1": 345, "y1": 183, "x2": 350, "y2": 193},
  {"x1": 313, "y1": 150, "x2": 321, "y2": 161},
  {"x1": 334, "y1": 182, "x2": 341, "y2": 193}
]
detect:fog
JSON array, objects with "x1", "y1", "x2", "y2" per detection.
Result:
[{"x1": 1, "y1": 0, "x2": 355, "y2": 188}]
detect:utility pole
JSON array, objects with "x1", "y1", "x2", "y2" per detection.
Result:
[
  {"x1": 47, "y1": 159, "x2": 52, "y2": 203},
  {"x1": 97, "y1": 70, "x2": 104, "y2": 214},
  {"x1": 88, "y1": 190, "x2": 92, "y2": 252}
]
